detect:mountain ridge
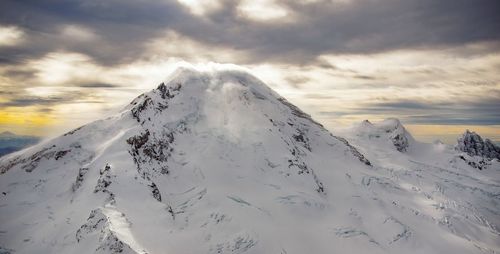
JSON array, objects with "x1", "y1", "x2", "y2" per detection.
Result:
[{"x1": 0, "y1": 66, "x2": 499, "y2": 254}]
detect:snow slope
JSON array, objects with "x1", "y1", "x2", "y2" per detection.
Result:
[
  {"x1": 338, "y1": 119, "x2": 500, "y2": 252},
  {"x1": 1, "y1": 66, "x2": 499, "y2": 254}
]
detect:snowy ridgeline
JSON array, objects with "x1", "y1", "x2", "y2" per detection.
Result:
[{"x1": 0, "y1": 66, "x2": 499, "y2": 254}]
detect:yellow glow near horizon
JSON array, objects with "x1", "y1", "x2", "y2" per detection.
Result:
[
  {"x1": 0, "y1": 111, "x2": 54, "y2": 126},
  {"x1": 406, "y1": 125, "x2": 500, "y2": 138},
  {"x1": 0, "y1": 108, "x2": 58, "y2": 136},
  {"x1": 406, "y1": 125, "x2": 500, "y2": 144}
]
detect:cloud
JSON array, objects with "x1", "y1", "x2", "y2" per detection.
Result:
[
  {"x1": 0, "y1": 96, "x2": 75, "y2": 107},
  {"x1": 0, "y1": 0, "x2": 499, "y2": 138},
  {"x1": 0, "y1": 0, "x2": 191, "y2": 65},
  {"x1": 0, "y1": 25, "x2": 24, "y2": 46},
  {"x1": 237, "y1": 0, "x2": 290, "y2": 21},
  {"x1": 303, "y1": 93, "x2": 336, "y2": 100},
  {"x1": 0, "y1": 0, "x2": 499, "y2": 66},
  {"x1": 366, "y1": 100, "x2": 440, "y2": 110},
  {"x1": 176, "y1": 0, "x2": 223, "y2": 16},
  {"x1": 284, "y1": 75, "x2": 311, "y2": 88},
  {"x1": 60, "y1": 25, "x2": 98, "y2": 41},
  {"x1": 181, "y1": 0, "x2": 500, "y2": 63},
  {"x1": 329, "y1": 95, "x2": 500, "y2": 125},
  {"x1": 77, "y1": 82, "x2": 119, "y2": 88}
]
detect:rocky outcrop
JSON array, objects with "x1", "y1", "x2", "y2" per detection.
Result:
[
  {"x1": 379, "y1": 118, "x2": 412, "y2": 152},
  {"x1": 456, "y1": 130, "x2": 500, "y2": 160},
  {"x1": 76, "y1": 209, "x2": 139, "y2": 254}
]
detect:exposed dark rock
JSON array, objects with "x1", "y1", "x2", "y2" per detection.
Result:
[
  {"x1": 293, "y1": 129, "x2": 311, "y2": 152},
  {"x1": 0, "y1": 145, "x2": 57, "y2": 174},
  {"x1": 456, "y1": 130, "x2": 500, "y2": 160},
  {"x1": 167, "y1": 205, "x2": 175, "y2": 220},
  {"x1": 131, "y1": 96, "x2": 153, "y2": 123},
  {"x1": 149, "y1": 182, "x2": 162, "y2": 202},
  {"x1": 76, "y1": 209, "x2": 138, "y2": 254},
  {"x1": 392, "y1": 133, "x2": 409, "y2": 152},
  {"x1": 127, "y1": 129, "x2": 175, "y2": 179},
  {"x1": 55, "y1": 150, "x2": 71, "y2": 160},
  {"x1": 127, "y1": 131, "x2": 150, "y2": 152},
  {"x1": 457, "y1": 155, "x2": 489, "y2": 170},
  {"x1": 160, "y1": 166, "x2": 170, "y2": 175},
  {"x1": 382, "y1": 119, "x2": 411, "y2": 152},
  {"x1": 127, "y1": 129, "x2": 176, "y2": 202},
  {"x1": 97, "y1": 233, "x2": 128, "y2": 254},
  {"x1": 76, "y1": 209, "x2": 107, "y2": 242},
  {"x1": 156, "y1": 82, "x2": 181, "y2": 100},
  {"x1": 72, "y1": 167, "x2": 89, "y2": 191},
  {"x1": 63, "y1": 126, "x2": 84, "y2": 136},
  {"x1": 94, "y1": 164, "x2": 115, "y2": 204}
]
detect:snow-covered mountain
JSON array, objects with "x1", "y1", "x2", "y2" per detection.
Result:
[
  {"x1": 1, "y1": 67, "x2": 499, "y2": 254},
  {"x1": 457, "y1": 130, "x2": 500, "y2": 160},
  {"x1": 348, "y1": 119, "x2": 414, "y2": 152}
]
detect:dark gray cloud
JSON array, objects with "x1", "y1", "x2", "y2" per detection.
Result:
[
  {"x1": 37, "y1": 107, "x2": 54, "y2": 113},
  {"x1": 0, "y1": 90, "x2": 105, "y2": 107},
  {"x1": 319, "y1": 96, "x2": 500, "y2": 125},
  {"x1": 352, "y1": 75, "x2": 382, "y2": 81},
  {"x1": 77, "y1": 82, "x2": 119, "y2": 88},
  {"x1": 367, "y1": 100, "x2": 441, "y2": 110},
  {"x1": 0, "y1": 97, "x2": 73, "y2": 107},
  {"x1": 0, "y1": 0, "x2": 499, "y2": 66},
  {"x1": 303, "y1": 93, "x2": 336, "y2": 100},
  {"x1": 0, "y1": 0, "x2": 499, "y2": 131},
  {"x1": 2, "y1": 69, "x2": 36, "y2": 80},
  {"x1": 404, "y1": 115, "x2": 499, "y2": 125},
  {"x1": 284, "y1": 75, "x2": 311, "y2": 88},
  {"x1": 0, "y1": 0, "x2": 190, "y2": 65}
]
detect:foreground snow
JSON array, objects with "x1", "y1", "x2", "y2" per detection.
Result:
[{"x1": 0, "y1": 67, "x2": 499, "y2": 254}]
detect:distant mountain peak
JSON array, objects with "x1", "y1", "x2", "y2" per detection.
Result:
[
  {"x1": 456, "y1": 130, "x2": 500, "y2": 160},
  {"x1": 353, "y1": 118, "x2": 413, "y2": 152},
  {"x1": 0, "y1": 131, "x2": 16, "y2": 137}
]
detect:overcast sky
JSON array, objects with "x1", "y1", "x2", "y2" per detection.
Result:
[{"x1": 0, "y1": 0, "x2": 499, "y2": 143}]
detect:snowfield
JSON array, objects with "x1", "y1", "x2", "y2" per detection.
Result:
[{"x1": 1, "y1": 66, "x2": 499, "y2": 254}]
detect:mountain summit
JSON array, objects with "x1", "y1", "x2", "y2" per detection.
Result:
[
  {"x1": 0, "y1": 67, "x2": 499, "y2": 254},
  {"x1": 456, "y1": 130, "x2": 500, "y2": 160},
  {"x1": 351, "y1": 118, "x2": 414, "y2": 152}
]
